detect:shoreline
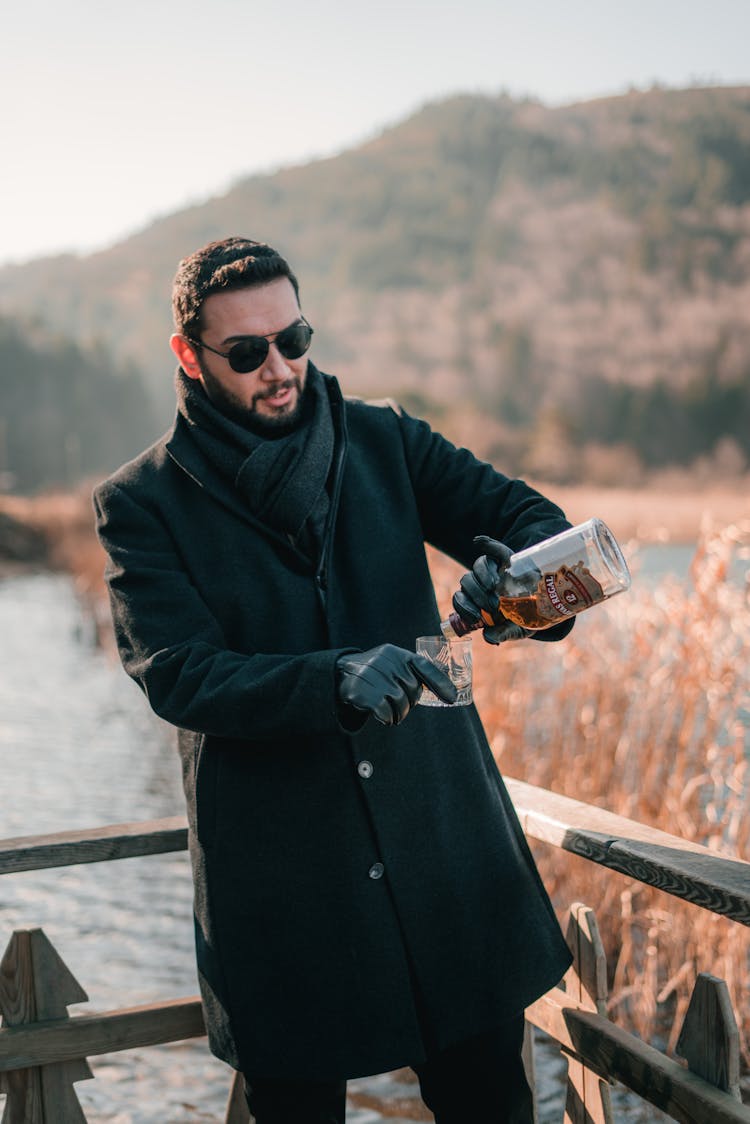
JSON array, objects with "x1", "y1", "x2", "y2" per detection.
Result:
[
  {"x1": 532, "y1": 482, "x2": 750, "y2": 544},
  {"x1": 1, "y1": 481, "x2": 749, "y2": 590}
]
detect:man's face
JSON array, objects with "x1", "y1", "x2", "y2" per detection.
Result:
[{"x1": 171, "y1": 277, "x2": 309, "y2": 430}]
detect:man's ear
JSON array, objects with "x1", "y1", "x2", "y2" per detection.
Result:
[{"x1": 170, "y1": 334, "x2": 202, "y2": 381}]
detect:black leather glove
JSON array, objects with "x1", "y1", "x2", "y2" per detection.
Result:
[
  {"x1": 336, "y1": 643, "x2": 457, "y2": 726},
  {"x1": 452, "y1": 536, "x2": 540, "y2": 645}
]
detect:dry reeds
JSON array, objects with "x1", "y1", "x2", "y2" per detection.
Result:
[{"x1": 430, "y1": 521, "x2": 750, "y2": 1064}]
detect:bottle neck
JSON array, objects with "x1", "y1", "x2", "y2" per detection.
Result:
[{"x1": 440, "y1": 611, "x2": 474, "y2": 639}]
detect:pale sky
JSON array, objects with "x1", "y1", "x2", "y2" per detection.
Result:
[{"x1": 2, "y1": 0, "x2": 749, "y2": 267}]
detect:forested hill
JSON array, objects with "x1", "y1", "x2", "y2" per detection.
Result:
[
  {"x1": 0, "y1": 318, "x2": 154, "y2": 492},
  {"x1": 2, "y1": 84, "x2": 750, "y2": 484}
]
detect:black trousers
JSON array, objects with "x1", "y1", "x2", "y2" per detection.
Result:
[{"x1": 243, "y1": 1015, "x2": 534, "y2": 1123}]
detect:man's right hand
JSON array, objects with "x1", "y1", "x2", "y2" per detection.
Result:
[{"x1": 336, "y1": 643, "x2": 457, "y2": 726}]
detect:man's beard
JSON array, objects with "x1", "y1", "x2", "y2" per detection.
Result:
[{"x1": 199, "y1": 364, "x2": 307, "y2": 435}]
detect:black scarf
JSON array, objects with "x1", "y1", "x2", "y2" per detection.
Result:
[{"x1": 175, "y1": 363, "x2": 335, "y2": 556}]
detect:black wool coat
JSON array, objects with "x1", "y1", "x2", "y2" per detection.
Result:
[{"x1": 93, "y1": 371, "x2": 574, "y2": 1081}]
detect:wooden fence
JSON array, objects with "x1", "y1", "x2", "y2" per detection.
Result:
[{"x1": 1, "y1": 779, "x2": 749, "y2": 1122}]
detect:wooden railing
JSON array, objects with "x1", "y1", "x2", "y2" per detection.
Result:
[
  {"x1": 507, "y1": 779, "x2": 750, "y2": 1123},
  {"x1": 1, "y1": 781, "x2": 749, "y2": 1123}
]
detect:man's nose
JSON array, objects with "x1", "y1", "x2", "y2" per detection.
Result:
[{"x1": 260, "y1": 342, "x2": 290, "y2": 378}]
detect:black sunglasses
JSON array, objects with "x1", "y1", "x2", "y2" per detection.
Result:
[{"x1": 190, "y1": 317, "x2": 313, "y2": 374}]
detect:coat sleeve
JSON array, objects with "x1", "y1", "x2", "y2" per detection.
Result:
[
  {"x1": 93, "y1": 479, "x2": 351, "y2": 740},
  {"x1": 396, "y1": 411, "x2": 575, "y2": 642}
]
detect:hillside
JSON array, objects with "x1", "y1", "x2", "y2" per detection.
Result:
[
  {"x1": 1, "y1": 85, "x2": 750, "y2": 480},
  {"x1": 0, "y1": 317, "x2": 154, "y2": 491}
]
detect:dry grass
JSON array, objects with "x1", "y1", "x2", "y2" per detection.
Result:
[
  {"x1": 547, "y1": 478, "x2": 750, "y2": 544},
  {"x1": 430, "y1": 520, "x2": 750, "y2": 1065}
]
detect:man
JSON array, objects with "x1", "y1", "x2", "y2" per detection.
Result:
[{"x1": 94, "y1": 237, "x2": 575, "y2": 1123}]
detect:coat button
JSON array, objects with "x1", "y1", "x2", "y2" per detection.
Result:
[
  {"x1": 368, "y1": 862, "x2": 384, "y2": 880},
  {"x1": 357, "y1": 760, "x2": 373, "y2": 779}
]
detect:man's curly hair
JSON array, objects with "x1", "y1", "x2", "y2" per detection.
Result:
[{"x1": 171, "y1": 237, "x2": 301, "y2": 339}]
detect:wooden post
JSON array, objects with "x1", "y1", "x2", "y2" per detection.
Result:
[
  {"x1": 521, "y1": 1019, "x2": 538, "y2": 1124},
  {"x1": 676, "y1": 973, "x2": 741, "y2": 1101},
  {"x1": 563, "y1": 903, "x2": 614, "y2": 1124},
  {"x1": 0, "y1": 928, "x2": 93, "y2": 1123},
  {"x1": 225, "y1": 1070, "x2": 252, "y2": 1123}
]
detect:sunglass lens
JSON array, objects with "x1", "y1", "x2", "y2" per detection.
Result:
[
  {"x1": 227, "y1": 339, "x2": 269, "y2": 373},
  {"x1": 276, "y1": 321, "x2": 313, "y2": 359},
  {"x1": 224, "y1": 321, "x2": 312, "y2": 372}
]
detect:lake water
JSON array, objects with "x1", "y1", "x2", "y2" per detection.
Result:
[{"x1": 2, "y1": 547, "x2": 743, "y2": 1120}]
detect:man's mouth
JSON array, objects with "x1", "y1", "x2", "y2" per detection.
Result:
[{"x1": 258, "y1": 381, "x2": 296, "y2": 407}]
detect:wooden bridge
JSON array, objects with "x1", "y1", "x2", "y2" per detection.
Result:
[{"x1": 1, "y1": 778, "x2": 749, "y2": 1122}]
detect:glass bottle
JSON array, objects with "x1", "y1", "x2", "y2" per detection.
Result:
[{"x1": 441, "y1": 517, "x2": 631, "y2": 639}]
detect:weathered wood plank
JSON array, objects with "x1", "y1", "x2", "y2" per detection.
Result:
[
  {"x1": 224, "y1": 1070, "x2": 251, "y2": 1124},
  {"x1": 563, "y1": 905, "x2": 613, "y2": 1124},
  {"x1": 521, "y1": 1020, "x2": 537, "y2": 1123},
  {"x1": 506, "y1": 778, "x2": 750, "y2": 926},
  {"x1": 0, "y1": 997, "x2": 205, "y2": 1072},
  {"x1": 564, "y1": 903, "x2": 608, "y2": 1017},
  {"x1": 676, "y1": 974, "x2": 741, "y2": 1100},
  {"x1": 527, "y1": 988, "x2": 750, "y2": 1124},
  {"x1": 0, "y1": 817, "x2": 188, "y2": 876},
  {"x1": 0, "y1": 931, "x2": 44, "y2": 1122},
  {"x1": 39, "y1": 1068, "x2": 89, "y2": 1124},
  {"x1": 0, "y1": 930, "x2": 92, "y2": 1123},
  {"x1": 1, "y1": 1067, "x2": 44, "y2": 1124}
]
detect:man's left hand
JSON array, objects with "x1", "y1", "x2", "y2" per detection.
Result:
[{"x1": 452, "y1": 536, "x2": 532, "y2": 645}]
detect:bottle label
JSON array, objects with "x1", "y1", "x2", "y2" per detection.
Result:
[
  {"x1": 498, "y1": 562, "x2": 605, "y2": 629},
  {"x1": 541, "y1": 563, "x2": 605, "y2": 621}
]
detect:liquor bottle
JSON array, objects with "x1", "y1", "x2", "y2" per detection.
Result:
[{"x1": 441, "y1": 518, "x2": 631, "y2": 639}]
